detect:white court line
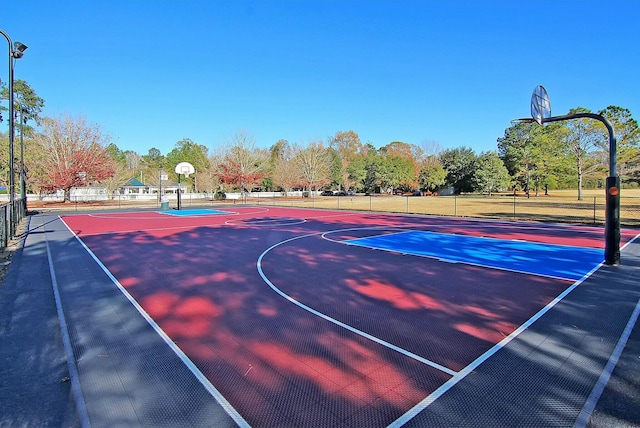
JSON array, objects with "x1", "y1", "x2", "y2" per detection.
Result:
[
  {"x1": 57, "y1": 216, "x2": 251, "y2": 428},
  {"x1": 225, "y1": 217, "x2": 307, "y2": 226},
  {"x1": 256, "y1": 230, "x2": 458, "y2": 377}
]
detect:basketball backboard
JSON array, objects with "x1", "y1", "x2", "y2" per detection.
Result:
[
  {"x1": 531, "y1": 85, "x2": 551, "y2": 125},
  {"x1": 174, "y1": 162, "x2": 195, "y2": 177}
]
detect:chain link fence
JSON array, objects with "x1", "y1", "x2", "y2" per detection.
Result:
[
  {"x1": 253, "y1": 194, "x2": 640, "y2": 228},
  {"x1": 15, "y1": 192, "x2": 639, "y2": 249}
]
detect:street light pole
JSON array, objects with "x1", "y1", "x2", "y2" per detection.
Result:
[
  {"x1": 18, "y1": 104, "x2": 25, "y2": 205},
  {"x1": 1, "y1": 29, "x2": 27, "y2": 236}
]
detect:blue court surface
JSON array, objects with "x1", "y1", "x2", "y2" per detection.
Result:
[
  {"x1": 159, "y1": 209, "x2": 228, "y2": 216},
  {"x1": 345, "y1": 230, "x2": 604, "y2": 281}
]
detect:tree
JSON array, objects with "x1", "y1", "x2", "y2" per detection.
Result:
[
  {"x1": 498, "y1": 122, "x2": 538, "y2": 196},
  {"x1": 166, "y1": 138, "x2": 210, "y2": 191},
  {"x1": 439, "y1": 147, "x2": 477, "y2": 194},
  {"x1": 142, "y1": 147, "x2": 165, "y2": 170},
  {"x1": 328, "y1": 130, "x2": 363, "y2": 191},
  {"x1": 0, "y1": 79, "x2": 45, "y2": 192},
  {"x1": 563, "y1": 107, "x2": 605, "y2": 200},
  {"x1": 101, "y1": 143, "x2": 135, "y2": 199},
  {"x1": 418, "y1": 155, "x2": 446, "y2": 193},
  {"x1": 498, "y1": 120, "x2": 570, "y2": 196},
  {"x1": 473, "y1": 151, "x2": 511, "y2": 195},
  {"x1": 33, "y1": 115, "x2": 115, "y2": 201},
  {"x1": 216, "y1": 130, "x2": 268, "y2": 192},
  {"x1": 359, "y1": 143, "x2": 383, "y2": 194},
  {"x1": 1, "y1": 79, "x2": 45, "y2": 135},
  {"x1": 293, "y1": 140, "x2": 332, "y2": 192},
  {"x1": 379, "y1": 155, "x2": 414, "y2": 192},
  {"x1": 598, "y1": 106, "x2": 640, "y2": 181},
  {"x1": 124, "y1": 150, "x2": 142, "y2": 179},
  {"x1": 270, "y1": 140, "x2": 301, "y2": 194},
  {"x1": 379, "y1": 141, "x2": 422, "y2": 190}
]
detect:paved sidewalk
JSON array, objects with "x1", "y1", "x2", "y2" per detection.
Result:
[{"x1": 0, "y1": 216, "x2": 79, "y2": 427}]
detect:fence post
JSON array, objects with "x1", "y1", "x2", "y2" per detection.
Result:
[
  {"x1": 2, "y1": 204, "x2": 8, "y2": 248},
  {"x1": 454, "y1": 195, "x2": 457, "y2": 217},
  {"x1": 513, "y1": 194, "x2": 517, "y2": 219},
  {"x1": 593, "y1": 197, "x2": 597, "y2": 224}
]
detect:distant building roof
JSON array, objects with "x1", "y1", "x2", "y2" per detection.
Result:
[{"x1": 123, "y1": 177, "x2": 145, "y2": 187}]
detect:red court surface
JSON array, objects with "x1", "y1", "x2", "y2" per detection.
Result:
[{"x1": 60, "y1": 207, "x2": 639, "y2": 427}]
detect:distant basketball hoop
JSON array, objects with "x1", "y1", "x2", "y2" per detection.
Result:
[
  {"x1": 175, "y1": 162, "x2": 195, "y2": 178},
  {"x1": 174, "y1": 162, "x2": 195, "y2": 210}
]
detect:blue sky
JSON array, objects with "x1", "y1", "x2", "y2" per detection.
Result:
[{"x1": 3, "y1": 0, "x2": 639, "y2": 156}]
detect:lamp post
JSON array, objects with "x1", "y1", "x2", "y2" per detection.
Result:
[
  {"x1": 18, "y1": 103, "x2": 25, "y2": 206},
  {"x1": 1, "y1": 29, "x2": 27, "y2": 236}
]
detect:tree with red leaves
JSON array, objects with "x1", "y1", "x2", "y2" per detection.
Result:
[
  {"x1": 33, "y1": 115, "x2": 115, "y2": 201},
  {"x1": 215, "y1": 131, "x2": 268, "y2": 192}
]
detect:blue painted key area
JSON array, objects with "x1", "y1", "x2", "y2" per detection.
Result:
[
  {"x1": 346, "y1": 231, "x2": 603, "y2": 281},
  {"x1": 160, "y1": 209, "x2": 228, "y2": 216}
]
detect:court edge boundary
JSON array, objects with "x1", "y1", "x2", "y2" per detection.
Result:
[{"x1": 56, "y1": 216, "x2": 250, "y2": 428}]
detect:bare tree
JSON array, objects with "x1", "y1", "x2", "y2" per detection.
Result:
[
  {"x1": 271, "y1": 142, "x2": 300, "y2": 194},
  {"x1": 101, "y1": 161, "x2": 133, "y2": 199},
  {"x1": 293, "y1": 140, "x2": 332, "y2": 192},
  {"x1": 564, "y1": 108, "x2": 605, "y2": 200}
]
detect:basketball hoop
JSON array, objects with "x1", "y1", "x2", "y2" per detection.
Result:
[
  {"x1": 512, "y1": 84, "x2": 620, "y2": 265},
  {"x1": 174, "y1": 162, "x2": 195, "y2": 211},
  {"x1": 174, "y1": 162, "x2": 195, "y2": 178}
]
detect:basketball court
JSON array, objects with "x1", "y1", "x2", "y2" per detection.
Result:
[{"x1": 17, "y1": 206, "x2": 640, "y2": 427}]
